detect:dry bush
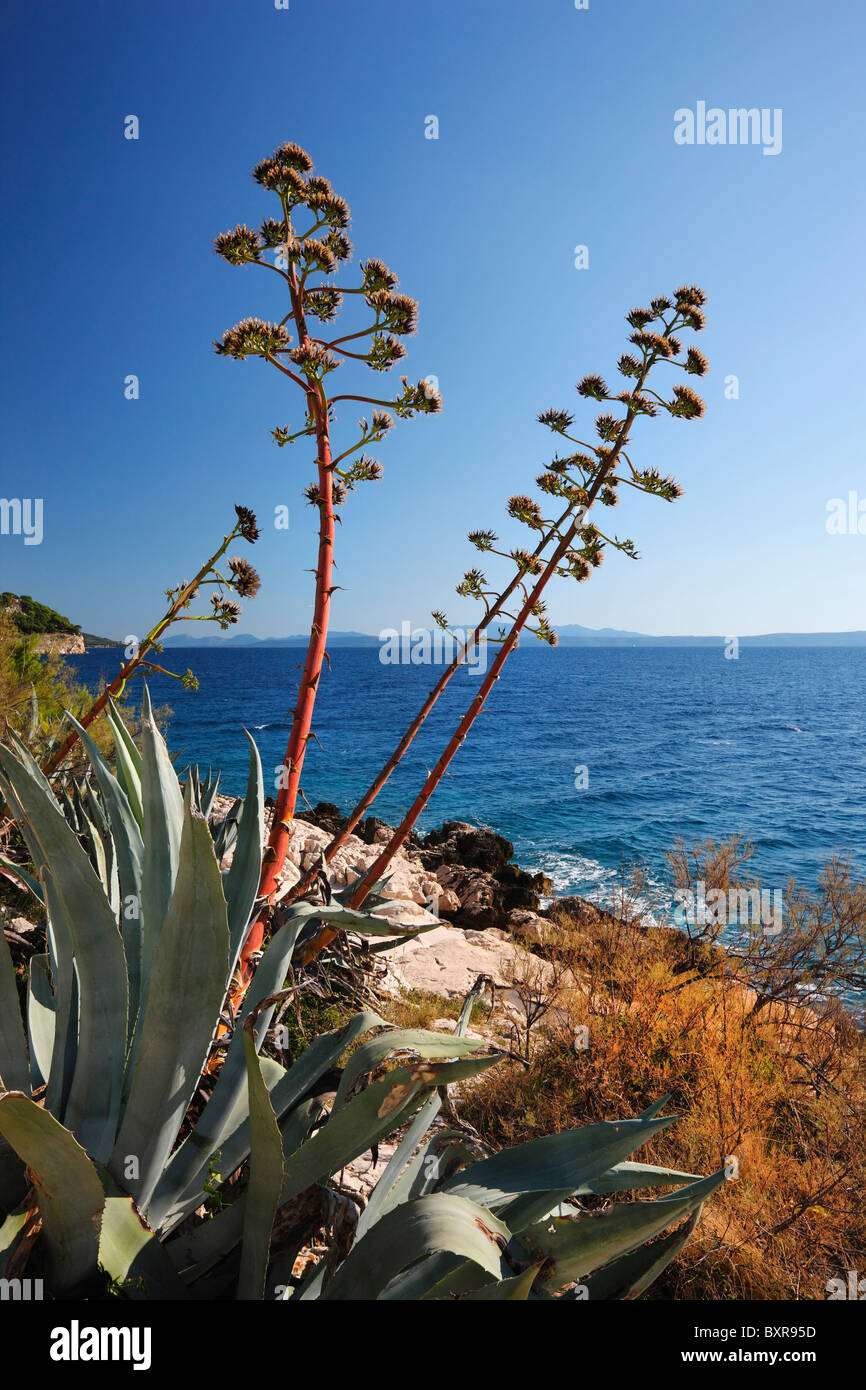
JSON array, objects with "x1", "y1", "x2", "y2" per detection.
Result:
[{"x1": 459, "y1": 853, "x2": 866, "y2": 1300}]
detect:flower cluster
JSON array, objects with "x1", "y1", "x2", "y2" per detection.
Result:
[{"x1": 215, "y1": 318, "x2": 289, "y2": 359}]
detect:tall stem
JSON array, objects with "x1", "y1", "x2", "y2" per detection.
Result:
[
  {"x1": 235, "y1": 265, "x2": 335, "y2": 987},
  {"x1": 40, "y1": 533, "x2": 238, "y2": 779},
  {"x1": 295, "y1": 363, "x2": 653, "y2": 965},
  {"x1": 284, "y1": 501, "x2": 577, "y2": 904}
]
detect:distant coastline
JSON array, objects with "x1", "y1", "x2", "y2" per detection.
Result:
[{"x1": 159, "y1": 625, "x2": 866, "y2": 650}]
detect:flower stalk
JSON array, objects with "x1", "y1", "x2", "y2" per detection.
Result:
[{"x1": 294, "y1": 286, "x2": 709, "y2": 963}]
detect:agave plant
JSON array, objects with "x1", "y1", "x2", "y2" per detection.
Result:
[
  {"x1": 0, "y1": 698, "x2": 721, "y2": 1299},
  {"x1": 0, "y1": 695, "x2": 503, "y2": 1297}
]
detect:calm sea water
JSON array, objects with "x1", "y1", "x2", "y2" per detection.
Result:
[{"x1": 67, "y1": 645, "x2": 866, "y2": 906}]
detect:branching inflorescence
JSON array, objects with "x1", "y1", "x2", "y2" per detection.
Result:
[
  {"x1": 213, "y1": 142, "x2": 441, "y2": 1001},
  {"x1": 41, "y1": 506, "x2": 261, "y2": 780},
  {"x1": 292, "y1": 286, "x2": 708, "y2": 960}
]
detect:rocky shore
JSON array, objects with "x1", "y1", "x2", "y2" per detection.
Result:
[{"x1": 248, "y1": 799, "x2": 608, "y2": 1005}]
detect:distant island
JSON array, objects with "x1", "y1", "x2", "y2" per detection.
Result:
[
  {"x1": 162, "y1": 625, "x2": 866, "y2": 649},
  {"x1": 1, "y1": 592, "x2": 122, "y2": 651}
]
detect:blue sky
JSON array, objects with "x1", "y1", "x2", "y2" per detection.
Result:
[{"x1": 2, "y1": 0, "x2": 864, "y2": 640}]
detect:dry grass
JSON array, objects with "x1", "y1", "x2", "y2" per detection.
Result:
[{"x1": 458, "y1": 866, "x2": 866, "y2": 1300}]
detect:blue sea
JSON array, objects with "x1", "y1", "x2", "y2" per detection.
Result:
[{"x1": 67, "y1": 645, "x2": 866, "y2": 910}]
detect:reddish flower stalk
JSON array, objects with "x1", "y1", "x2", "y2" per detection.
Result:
[
  {"x1": 294, "y1": 285, "x2": 709, "y2": 965},
  {"x1": 282, "y1": 497, "x2": 576, "y2": 906},
  {"x1": 213, "y1": 142, "x2": 441, "y2": 1002},
  {"x1": 295, "y1": 404, "x2": 638, "y2": 965}
]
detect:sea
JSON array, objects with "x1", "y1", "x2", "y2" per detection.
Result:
[{"x1": 67, "y1": 644, "x2": 866, "y2": 917}]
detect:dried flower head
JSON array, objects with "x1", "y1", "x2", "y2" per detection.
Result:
[
  {"x1": 468, "y1": 529, "x2": 497, "y2": 550},
  {"x1": 674, "y1": 284, "x2": 706, "y2": 308},
  {"x1": 636, "y1": 469, "x2": 683, "y2": 501},
  {"x1": 456, "y1": 567, "x2": 487, "y2": 598},
  {"x1": 212, "y1": 594, "x2": 242, "y2": 627},
  {"x1": 507, "y1": 495, "x2": 543, "y2": 527},
  {"x1": 511, "y1": 549, "x2": 543, "y2": 576},
  {"x1": 538, "y1": 407, "x2": 574, "y2": 432},
  {"x1": 576, "y1": 375, "x2": 609, "y2": 400},
  {"x1": 536, "y1": 470, "x2": 566, "y2": 495},
  {"x1": 617, "y1": 353, "x2": 641, "y2": 378},
  {"x1": 259, "y1": 217, "x2": 290, "y2": 249},
  {"x1": 684, "y1": 347, "x2": 709, "y2": 377},
  {"x1": 298, "y1": 238, "x2": 337, "y2": 274},
  {"x1": 669, "y1": 384, "x2": 706, "y2": 419},
  {"x1": 595, "y1": 413, "x2": 621, "y2": 441},
  {"x1": 289, "y1": 342, "x2": 340, "y2": 376},
  {"x1": 234, "y1": 504, "x2": 260, "y2": 542},
  {"x1": 394, "y1": 377, "x2": 442, "y2": 416},
  {"x1": 324, "y1": 229, "x2": 352, "y2": 262},
  {"x1": 626, "y1": 307, "x2": 654, "y2": 329},
  {"x1": 678, "y1": 305, "x2": 706, "y2": 331},
  {"x1": 367, "y1": 334, "x2": 407, "y2": 372},
  {"x1": 215, "y1": 318, "x2": 290, "y2": 359},
  {"x1": 214, "y1": 224, "x2": 262, "y2": 265},
  {"x1": 228, "y1": 556, "x2": 261, "y2": 598},
  {"x1": 367, "y1": 289, "x2": 418, "y2": 335},
  {"x1": 305, "y1": 286, "x2": 343, "y2": 323},
  {"x1": 362, "y1": 258, "x2": 399, "y2": 293}
]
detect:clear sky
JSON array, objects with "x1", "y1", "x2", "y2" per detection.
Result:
[{"x1": 2, "y1": 0, "x2": 864, "y2": 641}]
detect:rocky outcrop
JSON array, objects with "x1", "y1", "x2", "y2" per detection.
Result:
[
  {"x1": 33, "y1": 633, "x2": 85, "y2": 655},
  {"x1": 288, "y1": 809, "x2": 552, "y2": 930}
]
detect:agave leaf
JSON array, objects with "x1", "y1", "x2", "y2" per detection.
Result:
[
  {"x1": 212, "y1": 796, "x2": 242, "y2": 860},
  {"x1": 0, "y1": 925, "x2": 30, "y2": 1093},
  {"x1": 65, "y1": 712, "x2": 145, "y2": 1028},
  {"x1": 576, "y1": 1158, "x2": 700, "y2": 1195},
  {"x1": 286, "y1": 899, "x2": 437, "y2": 939},
  {"x1": 164, "y1": 1197, "x2": 244, "y2": 1281},
  {"x1": 106, "y1": 697, "x2": 144, "y2": 828},
  {"x1": 237, "y1": 1021, "x2": 284, "y2": 1300},
  {"x1": 0, "y1": 746, "x2": 128, "y2": 1160},
  {"x1": 111, "y1": 806, "x2": 229, "y2": 1215},
  {"x1": 197, "y1": 769, "x2": 222, "y2": 821},
  {"x1": 0, "y1": 1207, "x2": 29, "y2": 1275},
  {"x1": 578, "y1": 1207, "x2": 703, "y2": 1301},
  {"x1": 322, "y1": 1194, "x2": 511, "y2": 1301},
  {"x1": 4, "y1": 728, "x2": 62, "y2": 808},
  {"x1": 225, "y1": 732, "x2": 264, "y2": 975},
  {"x1": 96, "y1": 1168, "x2": 188, "y2": 1300},
  {"x1": 137, "y1": 684, "x2": 184, "y2": 1009},
  {"x1": 0, "y1": 1092, "x2": 105, "y2": 1293},
  {"x1": 333, "y1": 1028, "x2": 486, "y2": 1110},
  {"x1": 518, "y1": 1169, "x2": 727, "y2": 1292},
  {"x1": 442, "y1": 1110, "x2": 679, "y2": 1209},
  {"x1": 153, "y1": 1001, "x2": 381, "y2": 1233},
  {"x1": 280, "y1": 1053, "x2": 503, "y2": 1208},
  {"x1": 500, "y1": 1158, "x2": 701, "y2": 1234},
  {"x1": 148, "y1": 917, "x2": 310, "y2": 1229},
  {"x1": 26, "y1": 953, "x2": 55, "y2": 1091},
  {"x1": 452, "y1": 1265, "x2": 540, "y2": 1300},
  {"x1": 354, "y1": 1093, "x2": 442, "y2": 1242}
]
